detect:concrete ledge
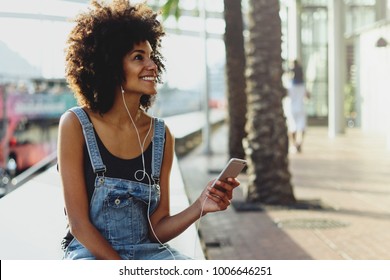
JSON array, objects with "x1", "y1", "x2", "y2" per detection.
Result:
[
  {"x1": 164, "y1": 110, "x2": 226, "y2": 157},
  {"x1": 0, "y1": 165, "x2": 65, "y2": 259},
  {"x1": 165, "y1": 156, "x2": 205, "y2": 259}
]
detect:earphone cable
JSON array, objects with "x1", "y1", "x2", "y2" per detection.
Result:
[
  {"x1": 121, "y1": 88, "x2": 152, "y2": 180},
  {"x1": 122, "y1": 88, "x2": 175, "y2": 260}
]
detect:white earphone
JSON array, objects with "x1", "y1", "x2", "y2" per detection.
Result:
[{"x1": 121, "y1": 87, "x2": 176, "y2": 259}]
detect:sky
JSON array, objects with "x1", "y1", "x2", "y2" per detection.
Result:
[
  {"x1": 0, "y1": 0, "x2": 226, "y2": 90},
  {"x1": 0, "y1": 0, "x2": 88, "y2": 78}
]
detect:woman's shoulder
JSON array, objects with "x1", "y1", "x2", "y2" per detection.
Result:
[
  {"x1": 58, "y1": 107, "x2": 87, "y2": 135},
  {"x1": 60, "y1": 108, "x2": 79, "y2": 125},
  {"x1": 57, "y1": 109, "x2": 86, "y2": 152},
  {"x1": 62, "y1": 106, "x2": 99, "y2": 124}
]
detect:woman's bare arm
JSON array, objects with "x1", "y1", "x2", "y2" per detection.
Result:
[{"x1": 58, "y1": 111, "x2": 121, "y2": 259}]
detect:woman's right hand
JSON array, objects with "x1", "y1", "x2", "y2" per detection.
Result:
[{"x1": 198, "y1": 177, "x2": 240, "y2": 215}]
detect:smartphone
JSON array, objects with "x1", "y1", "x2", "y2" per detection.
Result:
[{"x1": 211, "y1": 158, "x2": 247, "y2": 188}]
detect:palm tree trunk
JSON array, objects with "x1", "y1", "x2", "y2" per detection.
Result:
[
  {"x1": 223, "y1": 0, "x2": 247, "y2": 160},
  {"x1": 244, "y1": 0, "x2": 295, "y2": 204}
]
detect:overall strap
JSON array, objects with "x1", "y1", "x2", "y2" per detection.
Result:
[
  {"x1": 69, "y1": 107, "x2": 107, "y2": 176},
  {"x1": 151, "y1": 118, "x2": 165, "y2": 185}
]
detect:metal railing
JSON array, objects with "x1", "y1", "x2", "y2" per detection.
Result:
[{"x1": 1, "y1": 151, "x2": 57, "y2": 197}]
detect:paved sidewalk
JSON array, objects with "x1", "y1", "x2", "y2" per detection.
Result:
[{"x1": 178, "y1": 124, "x2": 390, "y2": 260}]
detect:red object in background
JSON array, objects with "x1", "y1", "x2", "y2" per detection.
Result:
[
  {"x1": 209, "y1": 98, "x2": 226, "y2": 109},
  {"x1": 9, "y1": 137, "x2": 17, "y2": 147},
  {"x1": 9, "y1": 142, "x2": 55, "y2": 173}
]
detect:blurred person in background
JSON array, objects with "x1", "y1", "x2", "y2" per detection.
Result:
[{"x1": 284, "y1": 59, "x2": 310, "y2": 153}]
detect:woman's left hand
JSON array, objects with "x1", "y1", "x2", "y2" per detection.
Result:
[{"x1": 200, "y1": 178, "x2": 240, "y2": 214}]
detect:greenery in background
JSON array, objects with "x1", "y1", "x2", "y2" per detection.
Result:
[
  {"x1": 160, "y1": 0, "x2": 180, "y2": 20},
  {"x1": 344, "y1": 83, "x2": 356, "y2": 118}
]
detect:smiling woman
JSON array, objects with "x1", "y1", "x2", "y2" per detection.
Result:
[
  {"x1": 57, "y1": 0, "x2": 241, "y2": 260},
  {"x1": 121, "y1": 41, "x2": 159, "y2": 97}
]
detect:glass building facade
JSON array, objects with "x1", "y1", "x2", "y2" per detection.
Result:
[{"x1": 281, "y1": 0, "x2": 380, "y2": 119}]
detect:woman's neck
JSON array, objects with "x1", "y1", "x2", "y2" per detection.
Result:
[{"x1": 104, "y1": 90, "x2": 142, "y2": 125}]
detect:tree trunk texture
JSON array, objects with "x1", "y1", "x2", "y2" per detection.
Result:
[
  {"x1": 223, "y1": 0, "x2": 247, "y2": 160},
  {"x1": 244, "y1": 0, "x2": 296, "y2": 204}
]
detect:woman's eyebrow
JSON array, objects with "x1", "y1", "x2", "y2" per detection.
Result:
[
  {"x1": 130, "y1": 49, "x2": 153, "y2": 55},
  {"x1": 131, "y1": 49, "x2": 146, "y2": 54}
]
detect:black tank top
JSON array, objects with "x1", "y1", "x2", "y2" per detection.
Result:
[{"x1": 83, "y1": 130, "x2": 153, "y2": 204}]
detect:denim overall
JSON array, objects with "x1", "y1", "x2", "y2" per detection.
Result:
[{"x1": 63, "y1": 107, "x2": 189, "y2": 260}]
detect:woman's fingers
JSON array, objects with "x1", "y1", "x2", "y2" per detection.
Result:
[
  {"x1": 207, "y1": 186, "x2": 231, "y2": 209},
  {"x1": 202, "y1": 177, "x2": 240, "y2": 212},
  {"x1": 206, "y1": 192, "x2": 230, "y2": 210},
  {"x1": 212, "y1": 178, "x2": 240, "y2": 199}
]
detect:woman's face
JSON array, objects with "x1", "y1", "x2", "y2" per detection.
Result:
[{"x1": 122, "y1": 40, "x2": 158, "y2": 96}]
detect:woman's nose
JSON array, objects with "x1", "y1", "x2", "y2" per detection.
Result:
[{"x1": 146, "y1": 58, "x2": 157, "y2": 71}]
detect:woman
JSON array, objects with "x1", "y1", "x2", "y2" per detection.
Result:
[
  {"x1": 285, "y1": 60, "x2": 309, "y2": 153},
  {"x1": 57, "y1": 0, "x2": 239, "y2": 260}
]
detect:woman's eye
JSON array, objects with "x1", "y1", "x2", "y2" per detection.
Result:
[{"x1": 134, "y1": 54, "x2": 143, "y2": 60}]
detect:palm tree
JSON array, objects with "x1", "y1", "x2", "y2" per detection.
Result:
[
  {"x1": 223, "y1": 0, "x2": 247, "y2": 160},
  {"x1": 243, "y1": 0, "x2": 295, "y2": 204}
]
